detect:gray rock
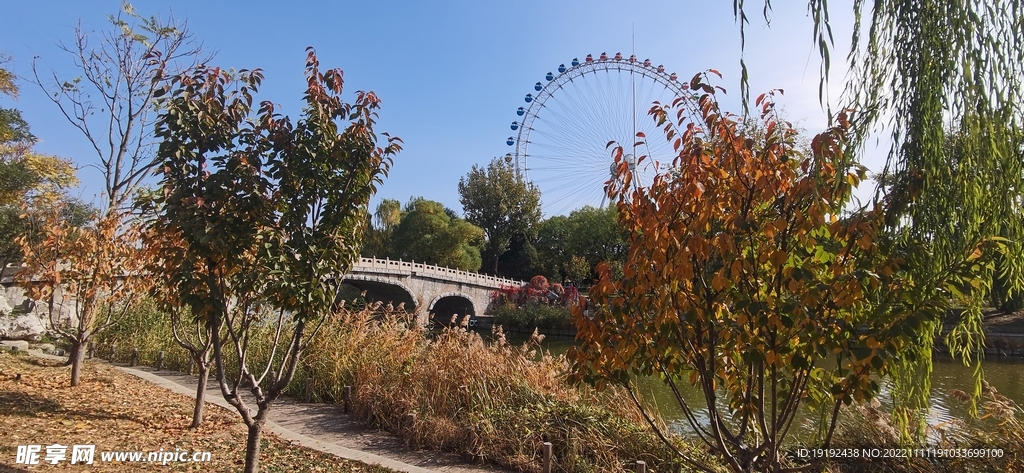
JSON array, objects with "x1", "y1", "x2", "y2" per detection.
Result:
[
  {"x1": 1, "y1": 340, "x2": 30, "y2": 352},
  {"x1": 2, "y1": 285, "x2": 80, "y2": 341},
  {"x1": 0, "y1": 313, "x2": 46, "y2": 341},
  {"x1": 0, "y1": 292, "x2": 13, "y2": 316},
  {"x1": 3, "y1": 285, "x2": 35, "y2": 314},
  {"x1": 37, "y1": 343, "x2": 56, "y2": 354}
]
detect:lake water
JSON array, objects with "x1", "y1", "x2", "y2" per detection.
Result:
[{"x1": 489, "y1": 329, "x2": 1024, "y2": 437}]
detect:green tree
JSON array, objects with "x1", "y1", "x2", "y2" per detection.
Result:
[
  {"x1": 565, "y1": 205, "x2": 626, "y2": 281},
  {"x1": 0, "y1": 54, "x2": 34, "y2": 144},
  {"x1": 154, "y1": 49, "x2": 400, "y2": 473},
  {"x1": 535, "y1": 205, "x2": 626, "y2": 284},
  {"x1": 535, "y1": 214, "x2": 572, "y2": 281},
  {"x1": 496, "y1": 233, "x2": 539, "y2": 281},
  {"x1": 389, "y1": 197, "x2": 483, "y2": 271},
  {"x1": 0, "y1": 108, "x2": 32, "y2": 145},
  {"x1": 458, "y1": 155, "x2": 542, "y2": 276}
]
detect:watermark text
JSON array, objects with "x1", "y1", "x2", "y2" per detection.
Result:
[{"x1": 16, "y1": 444, "x2": 212, "y2": 466}]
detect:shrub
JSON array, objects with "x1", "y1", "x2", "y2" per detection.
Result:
[
  {"x1": 492, "y1": 302, "x2": 573, "y2": 330},
  {"x1": 491, "y1": 275, "x2": 580, "y2": 308}
]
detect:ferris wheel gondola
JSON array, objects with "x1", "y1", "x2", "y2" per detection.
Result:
[{"x1": 506, "y1": 53, "x2": 692, "y2": 216}]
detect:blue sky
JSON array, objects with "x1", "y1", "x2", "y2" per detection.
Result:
[{"x1": 1, "y1": 1, "x2": 878, "y2": 216}]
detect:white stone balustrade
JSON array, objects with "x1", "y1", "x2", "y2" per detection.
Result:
[{"x1": 352, "y1": 257, "x2": 524, "y2": 288}]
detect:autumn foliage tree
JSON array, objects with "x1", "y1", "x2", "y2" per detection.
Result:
[
  {"x1": 8, "y1": 54, "x2": 125, "y2": 384},
  {"x1": 134, "y1": 203, "x2": 219, "y2": 429},
  {"x1": 15, "y1": 208, "x2": 149, "y2": 386},
  {"x1": 154, "y1": 49, "x2": 400, "y2": 473},
  {"x1": 0, "y1": 53, "x2": 82, "y2": 280},
  {"x1": 568, "y1": 73, "x2": 1000, "y2": 473}
]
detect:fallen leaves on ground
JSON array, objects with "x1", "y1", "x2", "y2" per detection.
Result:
[{"x1": 0, "y1": 352, "x2": 395, "y2": 472}]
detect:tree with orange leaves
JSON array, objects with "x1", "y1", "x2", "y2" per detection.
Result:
[
  {"x1": 15, "y1": 207, "x2": 150, "y2": 386},
  {"x1": 568, "y1": 72, "x2": 1001, "y2": 472}
]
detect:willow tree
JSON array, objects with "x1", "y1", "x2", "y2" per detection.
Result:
[
  {"x1": 389, "y1": 197, "x2": 484, "y2": 271},
  {"x1": 361, "y1": 198, "x2": 401, "y2": 257},
  {"x1": 733, "y1": 0, "x2": 1024, "y2": 437}
]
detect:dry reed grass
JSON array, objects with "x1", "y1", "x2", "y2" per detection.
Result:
[
  {"x1": 101, "y1": 302, "x2": 721, "y2": 471},
  {"x1": 291, "y1": 309, "x2": 721, "y2": 472}
]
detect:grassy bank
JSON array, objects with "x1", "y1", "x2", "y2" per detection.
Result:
[{"x1": 302, "y1": 311, "x2": 718, "y2": 471}]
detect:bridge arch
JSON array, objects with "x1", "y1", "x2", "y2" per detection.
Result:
[
  {"x1": 427, "y1": 292, "x2": 477, "y2": 322},
  {"x1": 341, "y1": 275, "x2": 418, "y2": 312}
]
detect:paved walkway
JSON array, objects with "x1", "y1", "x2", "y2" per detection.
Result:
[{"x1": 27, "y1": 350, "x2": 506, "y2": 473}]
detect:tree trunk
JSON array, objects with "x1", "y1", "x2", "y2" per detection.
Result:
[
  {"x1": 69, "y1": 340, "x2": 85, "y2": 387},
  {"x1": 190, "y1": 362, "x2": 209, "y2": 429},
  {"x1": 62, "y1": 345, "x2": 75, "y2": 367},
  {"x1": 243, "y1": 419, "x2": 265, "y2": 473}
]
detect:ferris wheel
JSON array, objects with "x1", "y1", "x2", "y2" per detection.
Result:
[{"x1": 507, "y1": 52, "x2": 692, "y2": 216}]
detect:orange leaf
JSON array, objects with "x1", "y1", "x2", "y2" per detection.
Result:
[{"x1": 770, "y1": 250, "x2": 788, "y2": 267}]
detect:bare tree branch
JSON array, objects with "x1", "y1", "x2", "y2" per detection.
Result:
[{"x1": 31, "y1": 6, "x2": 209, "y2": 213}]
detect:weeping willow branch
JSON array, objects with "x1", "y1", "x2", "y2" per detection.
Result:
[{"x1": 734, "y1": 0, "x2": 1024, "y2": 444}]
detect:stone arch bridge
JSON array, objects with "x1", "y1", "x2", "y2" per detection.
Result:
[{"x1": 341, "y1": 257, "x2": 523, "y2": 325}]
